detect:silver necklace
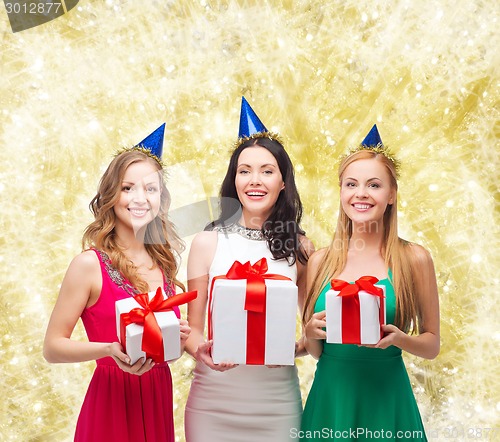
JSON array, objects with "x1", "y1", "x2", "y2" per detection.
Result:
[{"x1": 216, "y1": 223, "x2": 266, "y2": 241}]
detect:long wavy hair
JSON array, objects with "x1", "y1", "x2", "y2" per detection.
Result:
[
  {"x1": 207, "y1": 136, "x2": 308, "y2": 265},
  {"x1": 302, "y1": 150, "x2": 419, "y2": 333},
  {"x1": 82, "y1": 150, "x2": 185, "y2": 293}
]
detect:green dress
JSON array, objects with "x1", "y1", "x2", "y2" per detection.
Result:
[{"x1": 300, "y1": 277, "x2": 427, "y2": 441}]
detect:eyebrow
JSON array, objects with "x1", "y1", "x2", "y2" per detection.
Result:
[
  {"x1": 237, "y1": 163, "x2": 277, "y2": 168},
  {"x1": 122, "y1": 180, "x2": 159, "y2": 185},
  {"x1": 344, "y1": 177, "x2": 382, "y2": 181}
]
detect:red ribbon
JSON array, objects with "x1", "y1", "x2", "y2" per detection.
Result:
[
  {"x1": 209, "y1": 258, "x2": 291, "y2": 364},
  {"x1": 331, "y1": 276, "x2": 385, "y2": 344},
  {"x1": 120, "y1": 287, "x2": 197, "y2": 363}
]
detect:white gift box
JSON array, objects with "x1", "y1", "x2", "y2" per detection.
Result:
[
  {"x1": 115, "y1": 290, "x2": 180, "y2": 364},
  {"x1": 326, "y1": 284, "x2": 386, "y2": 345},
  {"x1": 210, "y1": 278, "x2": 298, "y2": 365}
]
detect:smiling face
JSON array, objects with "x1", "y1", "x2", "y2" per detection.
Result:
[
  {"x1": 340, "y1": 157, "x2": 395, "y2": 229},
  {"x1": 235, "y1": 146, "x2": 285, "y2": 223},
  {"x1": 113, "y1": 160, "x2": 162, "y2": 235}
]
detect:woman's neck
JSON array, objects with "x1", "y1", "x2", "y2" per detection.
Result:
[
  {"x1": 114, "y1": 225, "x2": 148, "y2": 254},
  {"x1": 335, "y1": 221, "x2": 388, "y2": 281},
  {"x1": 349, "y1": 221, "x2": 385, "y2": 251},
  {"x1": 238, "y1": 213, "x2": 266, "y2": 230}
]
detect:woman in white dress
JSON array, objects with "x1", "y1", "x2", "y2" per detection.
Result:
[{"x1": 184, "y1": 98, "x2": 314, "y2": 442}]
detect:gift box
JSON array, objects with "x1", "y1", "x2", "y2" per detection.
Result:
[
  {"x1": 115, "y1": 287, "x2": 197, "y2": 364},
  {"x1": 209, "y1": 258, "x2": 298, "y2": 365},
  {"x1": 326, "y1": 276, "x2": 386, "y2": 345}
]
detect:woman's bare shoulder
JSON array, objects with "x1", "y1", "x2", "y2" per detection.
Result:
[
  {"x1": 69, "y1": 249, "x2": 100, "y2": 272},
  {"x1": 190, "y1": 230, "x2": 218, "y2": 250}
]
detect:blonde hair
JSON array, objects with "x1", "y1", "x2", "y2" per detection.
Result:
[
  {"x1": 82, "y1": 150, "x2": 185, "y2": 293},
  {"x1": 302, "y1": 150, "x2": 418, "y2": 333}
]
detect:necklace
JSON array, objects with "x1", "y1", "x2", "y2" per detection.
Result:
[{"x1": 216, "y1": 223, "x2": 266, "y2": 241}]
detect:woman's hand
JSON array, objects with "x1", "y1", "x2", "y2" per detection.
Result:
[
  {"x1": 293, "y1": 336, "x2": 308, "y2": 358},
  {"x1": 302, "y1": 311, "x2": 327, "y2": 359},
  {"x1": 109, "y1": 342, "x2": 156, "y2": 376},
  {"x1": 304, "y1": 310, "x2": 327, "y2": 340},
  {"x1": 179, "y1": 319, "x2": 191, "y2": 345},
  {"x1": 375, "y1": 324, "x2": 406, "y2": 349},
  {"x1": 195, "y1": 340, "x2": 238, "y2": 372}
]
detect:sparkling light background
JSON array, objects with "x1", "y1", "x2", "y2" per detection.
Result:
[{"x1": 1, "y1": 1, "x2": 498, "y2": 441}]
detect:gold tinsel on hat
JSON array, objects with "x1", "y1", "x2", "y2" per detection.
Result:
[
  {"x1": 114, "y1": 145, "x2": 166, "y2": 169},
  {"x1": 342, "y1": 142, "x2": 402, "y2": 177},
  {"x1": 233, "y1": 131, "x2": 285, "y2": 150}
]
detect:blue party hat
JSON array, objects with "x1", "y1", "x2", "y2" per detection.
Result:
[
  {"x1": 238, "y1": 97, "x2": 268, "y2": 138},
  {"x1": 361, "y1": 124, "x2": 383, "y2": 147},
  {"x1": 135, "y1": 123, "x2": 165, "y2": 158}
]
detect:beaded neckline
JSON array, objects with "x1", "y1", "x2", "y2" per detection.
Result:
[
  {"x1": 96, "y1": 249, "x2": 175, "y2": 298},
  {"x1": 214, "y1": 223, "x2": 267, "y2": 241},
  {"x1": 98, "y1": 250, "x2": 138, "y2": 297}
]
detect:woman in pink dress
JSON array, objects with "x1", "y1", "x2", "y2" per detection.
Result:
[{"x1": 43, "y1": 126, "x2": 190, "y2": 442}]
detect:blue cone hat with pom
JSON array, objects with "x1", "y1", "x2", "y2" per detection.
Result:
[
  {"x1": 135, "y1": 123, "x2": 166, "y2": 159},
  {"x1": 238, "y1": 97, "x2": 268, "y2": 138}
]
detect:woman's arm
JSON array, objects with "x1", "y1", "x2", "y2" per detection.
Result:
[
  {"x1": 184, "y1": 231, "x2": 216, "y2": 357},
  {"x1": 376, "y1": 244, "x2": 440, "y2": 359},
  {"x1": 302, "y1": 249, "x2": 327, "y2": 359},
  {"x1": 295, "y1": 235, "x2": 315, "y2": 357},
  {"x1": 43, "y1": 251, "x2": 116, "y2": 362},
  {"x1": 184, "y1": 231, "x2": 236, "y2": 371},
  {"x1": 43, "y1": 251, "x2": 155, "y2": 375}
]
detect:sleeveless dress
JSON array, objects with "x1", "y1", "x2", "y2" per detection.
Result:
[
  {"x1": 184, "y1": 226, "x2": 302, "y2": 442},
  {"x1": 74, "y1": 249, "x2": 180, "y2": 442},
  {"x1": 300, "y1": 277, "x2": 427, "y2": 441}
]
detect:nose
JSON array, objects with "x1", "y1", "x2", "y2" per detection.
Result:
[
  {"x1": 355, "y1": 185, "x2": 368, "y2": 198},
  {"x1": 249, "y1": 171, "x2": 262, "y2": 186},
  {"x1": 130, "y1": 187, "x2": 147, "y2": 204}
]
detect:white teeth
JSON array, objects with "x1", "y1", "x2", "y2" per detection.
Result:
[
  {"x1": 247, "y1": 192, "x2": 266, "y2": 196},
  {"x1": 129, "y1": 209, "x2": 148, "y2": 216},
  {"x1": 353, "y1": 204, "x2": 371, "y2": 209}
]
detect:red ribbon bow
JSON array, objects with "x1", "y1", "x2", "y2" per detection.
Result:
[
  {"x1": 120, "y1": 287, "x2": 197, "y2": 363},
  {"x1": 209, "y1": 257, "x2": 291, "y2": 364},
  {"x1": 225, "y1": 258, "x2": 272, "y2": 313},
  {"x1": 330, "y1": 276, "x2": 385, "y2": 344}
]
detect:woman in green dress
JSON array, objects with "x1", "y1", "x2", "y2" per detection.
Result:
[{"x1": 300, "y1": 125, "x2": 440, "y2": 441}]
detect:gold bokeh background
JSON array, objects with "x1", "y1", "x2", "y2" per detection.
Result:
[{"x1": 1, "y1": 1, "x2": 498, "y2": 441}]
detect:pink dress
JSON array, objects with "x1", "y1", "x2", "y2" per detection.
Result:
[{"x1": 74, "y1": 249, "x2": 180, "y2": 442}]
